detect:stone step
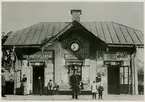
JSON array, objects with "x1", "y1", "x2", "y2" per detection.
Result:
[
  {"x1": 59, "y1": 84, "x2": 91, "y2": 91},
  {"x1": 58, "y1": 90, "x2": 92, "y2": 95}
]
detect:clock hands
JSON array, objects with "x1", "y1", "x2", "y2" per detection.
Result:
[
  {"x1": 71, "y1": 43, "x2": 79, "y2": 51},
  {"x1": 72, "y1": 45, "x2": 75, "y2": 50}
]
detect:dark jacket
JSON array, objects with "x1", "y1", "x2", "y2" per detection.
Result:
[
  {"x1": 98, "y1": 86, "x2": 104, "y2": 93},
  {"x1": 70, "y1": 74, "x2": 80, "y2": 92},
  {"x1": 70, "y1": 74, "x2": 80, "y2": 86},
  {"x1": 1, "y1": 74, "x2": 6, "y2": 86},
  {"x1": 38, "y1": 79, "x2": 43, "y2": 89}
]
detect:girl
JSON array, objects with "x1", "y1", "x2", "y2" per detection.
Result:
[{"x1": 91, "y1": 81, "x2": 97, "y2": 99}]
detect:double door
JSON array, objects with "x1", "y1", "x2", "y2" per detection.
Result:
[{"x1": 108, "y1": 65, "x2": 131, "y2": 94}]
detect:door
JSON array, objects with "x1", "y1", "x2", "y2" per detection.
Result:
[
  {"x1": 33, "y1": 65, "x2": 44, "y2": 94},
  {"x1": 120, "y1": 66, "x2": 130, "y2": 94},
  {"x1": 108, "y1": 65, "x2": 120, "y2": 94}
]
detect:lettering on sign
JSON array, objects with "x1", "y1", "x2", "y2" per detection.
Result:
[
  {"x1": 64, "y1": 54, "x2": 77, "y2": 60},
  {"x1": 104, "y1": 52, "x2": 130, "y2": 61},
  {"x1": 23, "y1": 51, "x2": 53, "y2": 60},
  {"x1": 104, "y1": 53, "x2": 116, "y2": 61},
  {"x1": 116, "y1": 52, "x2": 130, "y2": 60}
]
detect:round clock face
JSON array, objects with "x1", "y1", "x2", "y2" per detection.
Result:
[{"x1": 71, "y1": 43, "x2": 79, "y2": 51}]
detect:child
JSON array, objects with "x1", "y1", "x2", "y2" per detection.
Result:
[
  {"x1": 53, "y1": 83, "x2": 59, "y2": 95},
  {"x1": 97, "y1": 83, "x2": 104, "y2": 99},
  {"x1": 91, "y1": 81, "x2": 97, "y2": 99}
]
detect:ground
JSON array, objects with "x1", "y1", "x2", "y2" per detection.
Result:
[{"x1": 1, "y1": 94, "x2": 144, "y2": 100}]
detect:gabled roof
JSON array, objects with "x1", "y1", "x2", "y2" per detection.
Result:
[{"x1": 3, "y1": 21, "x2": 144, "y2": 47}]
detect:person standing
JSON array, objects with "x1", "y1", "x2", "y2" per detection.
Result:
[
  {"x1": 70, "y1": 70, "x2": 80, "y2": 99},
  {"x1": 91, "y1": 81, "x2": 97, "y2": 99},
  {"x1": 1, "y1": 69, "x2": 6, "y2": 97},
  {"x1": 22, "y1": 74, "x2": 27, "y2": 95},
  {"x1": 37, "y1": 77, "x2": 43, "y2": 95},
  {"x1": 97, "y1": 83, "x2": 104, "y2": 99}
]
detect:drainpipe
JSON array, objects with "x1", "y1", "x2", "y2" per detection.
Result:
[
  {"x1": 133, "y1": 45, "x2": 138, "y2": 95},
  {"x1": 133, "y1": 51, "x2": 136, "y2": 94},
  {"x1": 130, "y1": 54, "x2": 133, "y2": 95}
]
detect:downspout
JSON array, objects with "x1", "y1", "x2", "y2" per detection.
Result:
[
  {"x1": 133, "y1": 45, "x2": 137, "y2": 95},
  {"x1": 130, "y1": 54, "x2": 133, "y2": 95}
]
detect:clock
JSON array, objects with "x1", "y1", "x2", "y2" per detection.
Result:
[{"x1": 71, "y1": 43, "x2": 79, "y2": 51}]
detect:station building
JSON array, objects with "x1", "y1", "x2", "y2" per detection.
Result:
[{"x1": 3, "y1": 10, "x2": 144, "y2": 95}]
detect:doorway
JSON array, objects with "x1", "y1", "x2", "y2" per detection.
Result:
[
  {"x1": 33, "y1": 65, "x2": 44, "y2": 94},
  {"x1": 108, "y1": 65, "x2": 120, "y2": 94}
]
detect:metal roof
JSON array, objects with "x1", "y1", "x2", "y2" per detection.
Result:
[{"x1": 4, "y1": 21, "x2": 143, "y2": 46}]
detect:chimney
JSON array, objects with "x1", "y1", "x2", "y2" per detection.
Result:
[{"x1": 71, "y1": 9, "x2": 82, "y2": 22}]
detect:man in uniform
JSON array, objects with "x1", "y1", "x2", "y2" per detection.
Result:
[{"x1": 70, "y1": 68, "x2": 80, "y2": 99}]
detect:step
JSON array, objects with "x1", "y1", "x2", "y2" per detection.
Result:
[
  {"x1": 58, "y1": 90, "x2": 92, "y2": 95},
  {"x1": 59, "y1": 84, "x2": 91, "y2": 91}
]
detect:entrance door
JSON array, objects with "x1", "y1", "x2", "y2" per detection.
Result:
[
  {"x1": 33, "y1": 65, "x2": 44, "y2": 94},
  {"x1": 108, "y1": 65, "x2": 120, "y2": 94}
]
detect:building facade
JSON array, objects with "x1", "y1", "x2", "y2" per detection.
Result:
[{"x1": 3, "y1": 10, "x2": 144, "y2": 95}]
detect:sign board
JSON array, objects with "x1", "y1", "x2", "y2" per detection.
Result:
[
  {"x1": 104, "y1": 52, "x2": 130, "y2": 61},
  {"x1": 23, "y1": 51, "x2": 53, "y2": 60},
  {"x1": 64, "y1": 54, "x2": 77, "y2": 60},
  {"x1": 104, "y1": 53, "x2": 116, "y2": 61}
]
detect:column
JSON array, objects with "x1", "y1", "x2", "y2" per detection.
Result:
[
  {"x1": 131, "y1": 53, "x2": 138, "y2": 95},
  {"x1": 55, "y1": 43, "x2": 61, "y2": 84},
  {"x1": 90, "y1": 59, "x2": 97, "y2": 83}
]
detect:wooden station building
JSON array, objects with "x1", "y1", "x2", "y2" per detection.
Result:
[{"x1": 3, "y1": 10, "x2": 144, "y2": 95}]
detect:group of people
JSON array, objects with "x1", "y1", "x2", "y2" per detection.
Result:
[
  {"x1": 47, "y1": 79, "x2": 59, "y2": 95},
  {"x1": 20, "y1": 75, "x2": 59, "y2": 96},
  {"x1": 69, "y1": 70, "x2": 104, "y2": 100},
  {"x1": 91, "y1": 81, "x2": 104, "y2": 99},
  {"x1": 2, "y1": 68, "x2": 103, "y2": 99}
]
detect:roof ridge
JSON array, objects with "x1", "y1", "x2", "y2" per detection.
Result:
[{"x1": 40, "y1": 22, "x2": 71, "y2": 23}]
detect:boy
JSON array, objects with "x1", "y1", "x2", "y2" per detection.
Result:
[
  {"x1": 91, "y1": 81, "x2": 97, "y2": 99},
  {"x1": 97, "y1": 83, "x2": 104, "y2": 99}
]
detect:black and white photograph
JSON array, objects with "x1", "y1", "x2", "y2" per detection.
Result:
[{"x1": 1, "y1": 1, "x2": 144, "y2": 100}]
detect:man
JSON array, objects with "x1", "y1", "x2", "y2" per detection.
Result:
[
  {"x1": 1, "y1": 69, "x2": 6, "y2": 97},
  {"x1": 70, "y1": 70, "x2": 80, "y2": 99},
  {"x1": 21, "y1": 74, "x2": 27, "y2": 95},
  {"x1": 47, "y1": 79, "x2": 53, "y2": 95},
  {"x1": 37, "y1": 77, "x2": 43, "y2": 95}
]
